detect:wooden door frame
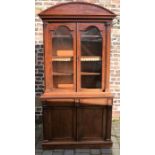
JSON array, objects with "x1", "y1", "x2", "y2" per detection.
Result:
[
  {"x1": 46, "y1": 23, "x2": 77, "y2": 91},
  {"x1": 76, "y1": 23, "x2": 106, "y2": 92}
]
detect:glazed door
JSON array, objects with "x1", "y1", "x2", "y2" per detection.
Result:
[
  {"x1": 48, "y1": 23, "x2": 76, "y2": 91},
  {"x1": 77, "y1": 23, "x2": 105, "y2": 92}
]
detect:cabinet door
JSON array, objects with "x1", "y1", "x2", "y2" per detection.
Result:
[
  {"x1": 77, "y1": 105, "x2": 107, "y2": 141},
  {"x1": 46, "y1": 23, "x2": 76, "y2": 91},
  {"x1": 77, "y1": 23, "x2": 105, "y2": 92},
  {"x1": 43, "y1": 103, "x2": 76, "y2": 141}
]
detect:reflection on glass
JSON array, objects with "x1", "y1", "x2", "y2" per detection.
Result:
[
  {"x1": 81, "y1": 27, "x2": 102, "y2": 89},
  {"x1": 52, "y1": 26, "x2": 74, "y2": 90}
]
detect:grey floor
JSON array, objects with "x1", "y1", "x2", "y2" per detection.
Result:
[{"x1": 35, "y1": 120, "x2": 120, "y2": 155}]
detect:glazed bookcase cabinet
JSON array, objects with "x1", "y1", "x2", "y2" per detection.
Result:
[{"x1": 39, "y1": 2, "x2": 116, "y2": 149}]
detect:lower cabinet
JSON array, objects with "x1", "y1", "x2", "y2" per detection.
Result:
[
  {"x1": 78, "y1": 106, "x2": 106, "y2": 141},
  {"x1": 43, "y1": 104, "x2": 76, "y2": 141},
  {"x1": 42, "y1": 100, "x2": 112, "y2": 149}
]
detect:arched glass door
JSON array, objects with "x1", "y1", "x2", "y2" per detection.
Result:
[
  {"x1": 50, "y1": 24, "x2": 76, "y2": 91},
  {"x1": 77, "y1": 24, "x2": 105, "y2": 91}
]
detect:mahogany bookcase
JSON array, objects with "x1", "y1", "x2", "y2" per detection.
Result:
[{"x1": 39, "y1": 2, "x2": 116, "y2": 149}]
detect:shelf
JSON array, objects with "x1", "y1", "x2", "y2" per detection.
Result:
[
  {"x1": 52, "y1": 35, "x2": 72, "y2": 38},
  {"x1": 57, "y1": 84, "x2": 74, "y2": 89},
  {"x1": 81, "y1": 35, "x2": 101, "y2": 38},
  {"x1": 52, "y1": 88, "x2": 74, "y2": 92},
  {"x1": 81, "y1": 72, "x2": 101, "y2": 76},
  {"x1": 52, "y1": 56, "x2": 73, "y2": 62},
  {"x1": 53, "y1": 72, "x2": 73, "y2": 76},
  {"x1": 81, "y1": 56, "x2": 101, "y2": 61},
  {"x1": 80, "y1": 88, "x2": 102, "y2": 92},
  {"x1": 81, "y1": 35, "x2": 102, "y2": 42},
  {"x1": 82, "y1": 40, "x2": 102, "y2": 42}
]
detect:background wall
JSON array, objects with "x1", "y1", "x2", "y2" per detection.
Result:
[{"x1": 35, "y1": 0, "x2": 120, "y2": 118}]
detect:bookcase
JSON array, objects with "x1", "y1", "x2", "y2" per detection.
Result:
[{"x1": 39, "y1": 2, "x2": 116, "y2": 149}]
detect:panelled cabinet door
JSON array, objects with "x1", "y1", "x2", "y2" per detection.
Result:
[
  {"x1": 46, "y1": 23, "x2": 76, "y2": 92},
  {"x1": 77, "y1": 105, "x2": 107, "y2": 141},
  {"x1": 77, "y1": 23, "x2": 106, "y2": 92},
  {"x1": 43, "y1": 103, "x2": 76, "y2": 141}
]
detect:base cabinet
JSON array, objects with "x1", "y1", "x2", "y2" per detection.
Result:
[
  {"x1": 78, "y1": 106, "x2": 105, "y2": 141},
  {"x1": 43, "y1": 102, "x2": 76, "y2": 141},
  {"x1": 42, "y1": 101, "x2": 112, "y2": 149}
]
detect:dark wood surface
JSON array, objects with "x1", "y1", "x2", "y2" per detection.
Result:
[
  {"x1": 42, "y1": 140, "x2": 112, "y2": 149},
  {"x1": 39, "y1": 2, "x2": 116, "y2": 149},
  {"x1": 42, "y1": 102, "x2": 113, "y2": 149},
  {"x1": 39, "y1": 2, "x2": 116, "y2": 19}
]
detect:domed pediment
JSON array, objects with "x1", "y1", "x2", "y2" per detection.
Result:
[{"x1": 39, "y1": 2, "x2": 116, "y2": 19}]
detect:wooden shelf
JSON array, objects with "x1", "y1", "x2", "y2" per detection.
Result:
[
  {"x1": 80, "y1": 88, "x2": 102, "y2": 92},
  {"x1": 53, "y1": 72, "x2": 73, "y2": 76},
  {"x1": 81, "y1": 35, "x2": 101, "y2": 38},
  {"x1": 52, "y1": 35, "x2": 71, "y2": 38},
  {"x1": 52, "y1": 88, "x2": 74, "y2": 92},
  {"x1": 81, "y1": 72, "x2": 101, "y2": 76},
  {"x1": 81, "y1": 36, "x2": 102, "y2": 42},
  {"x1": 57, "y1": 84, "x2": 73, "y2": 89}
]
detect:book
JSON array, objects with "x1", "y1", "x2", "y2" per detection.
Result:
[{"x1": 57, "y1": 50, "x2": 73, "y2": 56}]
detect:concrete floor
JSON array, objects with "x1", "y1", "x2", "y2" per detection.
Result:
[{"x1": 35, "y1": 120, "x2": 120, "y2": 155}]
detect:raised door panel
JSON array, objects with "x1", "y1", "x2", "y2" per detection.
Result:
[
  {"x1": 77, "y1": 105, "x2": 106, "y2": 141},
  {"x1": 43, "y1": 105, "x2": 76, "y2": 141}
]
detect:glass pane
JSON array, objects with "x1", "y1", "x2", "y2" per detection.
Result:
[
  {"x1": 52, "y1": 26, "x2": 74, "y2": 90},
  {"x1": 80, "y1": 27, "x2": 102, "y2": 89}
]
